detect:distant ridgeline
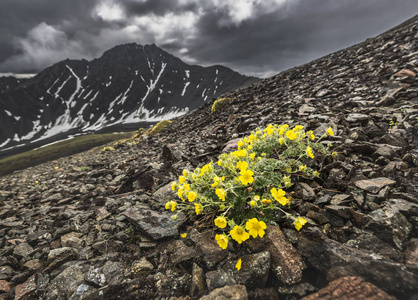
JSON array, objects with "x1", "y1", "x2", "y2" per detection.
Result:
[{"x1": 0, "y1": 43, "x2": 258, "y2": 156}]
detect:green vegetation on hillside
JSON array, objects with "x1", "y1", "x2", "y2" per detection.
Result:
[{"x1": 0, "y1": 131, "x2": 134, "y2": 177}]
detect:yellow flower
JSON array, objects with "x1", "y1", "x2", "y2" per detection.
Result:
[
  {"x1": 171, "y1": 181, "x2": 177, "y2": 191},
  {"x1": 165, "y1": 201, "x2": 177, "y2": 212},
  {"x1": 182, "y1": 169, "x2": 189, "y2": 176},
  {"x1": 279, "y1": 137, "x2": 285, "y2": 145},
  {"x1": 218, "y1": 160, "x2": 223, "y2": 166},
  {"x1": 306, "y1": 146, "x2": 314, "y2": 159},
  {"x1": 195, "y1": 203, "x2": 203, "y2": 215},
  {"x1": 332, "y1": 152, "x2": 337, "y2": 157},
  {"x1": 188, "y1": 191, "x2": 197, "y2": 202},
  {"x1": 214, "y1": 216, "x2": 228, "y2": 228},
  {"x1": 238, "y1": 149, "x2": 247, "y2": 157},
  {"x1": 313, "y1": 171, "x2": 319, "y2": 177},
  {"x1": 270, "y1": 188, "x2": 288, "y2": 206},
  {"x1": 181, "y1": 233, "x2": 187, "y2": 238},
  {"x1": 230, "y1": 225, "x2": 250, "y2": 244},
  {"x1": 294, "y1": 216, "x2": 307, "y2": 231},
  {"x1": 327, "y1": 127, "x2": 334, "y2": 136},
  {"x1": 215, "y1": 234, "x2": 229, "y2": 250},
  {"x1": 264, "y1": 124, "x2": 274, "y2": 135},
  {"x1": 215, "y1": 188, "x2": 226, "y2": 201},
  {"x1": 299, "y1": 165, "x2": 306, "y2": 171},
  {"x1": 238, "y1": 169, "x2": 254, "y2": 186},
  {"x1": 238, "y1": 140, "x2": 244, "y2": 148},
  {"x1": 250, "y1": 153, "x2": 256, "y2": 160},
  {"x1": 177, "y1": 188, "x2": 185, "y2": 201},
  {"x1": 54, "y1": 166, "x2": 59, "y2": 170},
  {"x1": 286, "y1": 130, "x2": 297, "y2": 140},
  {"x1": 294, "y1": 125, "x2": 304, "y2": 131},
  {"x1": 183, "y1": 184, "x2": 190, "y2": 191},
  {"x1": 261, "y1": 198, "x2": 271, "y2": 205},
  {"x1": 236, "y1": 161, "x2": 248, "y2": 171},
  {"x1": 211, "y1": 176, "x2": 221, "y2": 187},
  {"x1": 307, "y1": 131, "x2": 315, "y2": 140},
  {"x1": 250, "y1": 200, "x2": 257, "y2": 207},
  {"x1": 245, "y1": 218, "x2": 267, "y2": 238},
  {"x1": 235, "y1": 258, "x2": 242, "y2": 271},
  {"x1": 178, "y1": 176, "x2": 186, "y2": 184}
]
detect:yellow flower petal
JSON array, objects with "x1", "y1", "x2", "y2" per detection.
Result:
[{"x1": 235, "y1": 258, "x2": 242, "y2": 271}]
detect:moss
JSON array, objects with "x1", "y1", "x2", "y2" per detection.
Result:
[
  {"x1": 211, "y1": 97, "x2": 233, "y2": 113},
  {"x1": 147, "y1": 120, "x2": 173, "y2": 135}
]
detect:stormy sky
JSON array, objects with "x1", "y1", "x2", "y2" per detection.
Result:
[{"x1": 0, "y1": 0, "x2": 417, "y2": 78}]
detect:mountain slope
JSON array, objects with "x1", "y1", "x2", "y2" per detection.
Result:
[
  {"x1": 0, "y1": 15, "x2": 417, "y2": 300},
  {"x1": 0, "y1": 43, "x2": 257, "y2": 154}
]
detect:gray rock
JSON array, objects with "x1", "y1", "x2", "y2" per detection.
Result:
[
  {"x1": 302, "y1": 276, "x2": 396, "y2": 300},
  {"x1": 206, "y1": 269, "x2": 237, "y2": 291},
  {"x1": 13, "y1": 242, "x2": 34, "y2": 259},
  {"x1": 354, "y1": 177, "x2": 396, "y2": 193},
  {"x1": 346, "y1": 113, "x2": 370, "y2": 122},
  {"x1": 45, "y1": 264, "x2": 87, "y2": 299},
  {"x1": 298, "y1": 228, "x2": 418, "y2": 294},
  {"x1": 152, "y1": 182, "x2": 177, "y2": 208},
  {"x1": 200, "y1": 285, "x2": 248, "y2": 300},
  {"x1": 131, "y1": 257, "x2": 154, "y2": 278},
  {"x1": 223, "y1": 252, "x2": 270, "y2": 289},
  {"x1": 197, "y1": 233, "x2": 228, "y2": 269},
  {"x1": 123, "y1": 207, "x2": 184, "y2": 241},
  {"x1": 190, "y1": 263, "x2": 206, "y2": 297},
  {"x1": 372, "y1": 146, "x2": 396, "y2": 160}
]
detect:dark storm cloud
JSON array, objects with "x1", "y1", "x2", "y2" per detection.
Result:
[
  {"x1": 1, "y1": 0, "x2": 417, "y2": 77},
  {"x1": 123, "y1": 0, "x2": 198, "y2": 17}
]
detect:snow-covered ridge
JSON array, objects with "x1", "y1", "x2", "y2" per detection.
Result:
[{"x1": 0, "y1": 43, "x2": 257, "y2": 152}]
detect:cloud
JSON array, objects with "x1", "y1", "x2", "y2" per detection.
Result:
[
  {"x1": 0, "y1": 0, "x2": 418, "y2": 77},
  {"x1": 94, "y1": 0, "x2": 126, "y2": 22},
  {"x1": 0, "y1": 23, "x2": 89, "y2": 72}
]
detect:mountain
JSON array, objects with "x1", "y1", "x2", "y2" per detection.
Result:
[
  {"x1": 0, "y1": 43, "x2": 257, "y2": 155},
  {"x1": 0, "y1": 14, "x2": 417, "y2": 300}
]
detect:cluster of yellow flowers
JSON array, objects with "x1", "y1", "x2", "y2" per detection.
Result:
[
  {"x1": 166, "y1": 124, "x2": 334, "y2": 252},
  {"x1": 101, "y1": 146, "x2": 115, "y2": 152}
]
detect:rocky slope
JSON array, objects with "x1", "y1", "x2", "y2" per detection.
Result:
[
  {"x1": 0, "y1": 43, "x2": 256, "y2": 157},
  {"x1": 0, "y1": 15, "x2": 417, "y2": 300}
]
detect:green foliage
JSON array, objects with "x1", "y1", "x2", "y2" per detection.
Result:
[
  {"x1": 148, "y1": 120, "x2": 173, "y2": 135},
  {"x1": 0, "y1": 131, "x2": 133, "y2": 177},
  {"x1": 211, "y1": 97, "x2": 232, "y2": 113},
  {"x1": 166, "y1": 124, "x2": 333, "y2": 249}
]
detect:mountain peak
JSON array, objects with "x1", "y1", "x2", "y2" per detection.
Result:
[{"x1": 0, "y1": 42, "x2": 257, "y2": 156}]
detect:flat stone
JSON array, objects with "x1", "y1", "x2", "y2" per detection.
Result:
[
  {"x1": 13, "y1": 242, "x2": 34, "y2": 259},
  {"x1": 0, "y1": 280, "x2": 11, "y2": 293},
  {"x1": 169, "y1": 240, "x2": 197, "y2": 266},
  {"x1": 60, "y1": 232, "x2": 82, "y2": 247},
  {"x1": 23, "y1": 259, "x2": 44, "y2": 271},
  {"x1": 123, "y1": 207, "x2": 183, "y2": 241},
  {"x1": 206, "y1": 269, "x2": 237, "y2": 291},
  {"x1": 302, "y1": 276, "x2": 396, "y2": 300},
  {"x1": 298, "y1": 228, "x2": 418, "y2": 294},
  {"x1": 131, "y1": 257, "x2": 154, "y2": 278},
  {"x1": 15, "y1": 275, "x2": 36, "y2": 300},
  {"x1": 0, "y1": 266, "x2": 14, "y2": 280},
  {"x1": 45, "y1": 264, "x2": 86, "y2": 299},
  {"x1": 197, "y1": 232, "x2": 228, "y2": 269},
  {"x1": 152, "y1": 182, "x2": 177, "y2": 208},
  {"x1": 200, "y1": 284, "x2": 248, "y2": 300},
  {"x1": 223, "y1": 252, "x2": 270, "y2": 290},
  {"x1": 190, "y1": 263, "x2": 206, "y2": 297},
  {"x1": 354, "y1": 177, "x2": 396, "y2": 193},
  {"x1": 266, "y1": 225, "x2": 305, "y2": 285},
  {"x1": 394, "y1": 69, "x2": 416, "y2": 77},
  {"x1": 346, "y1": 113, "x2": 370, "y2": 122}
]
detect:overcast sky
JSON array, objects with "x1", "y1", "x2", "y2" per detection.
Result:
[{"x1": 0, "y1": 0, "x2": 417, "y2": 78}]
